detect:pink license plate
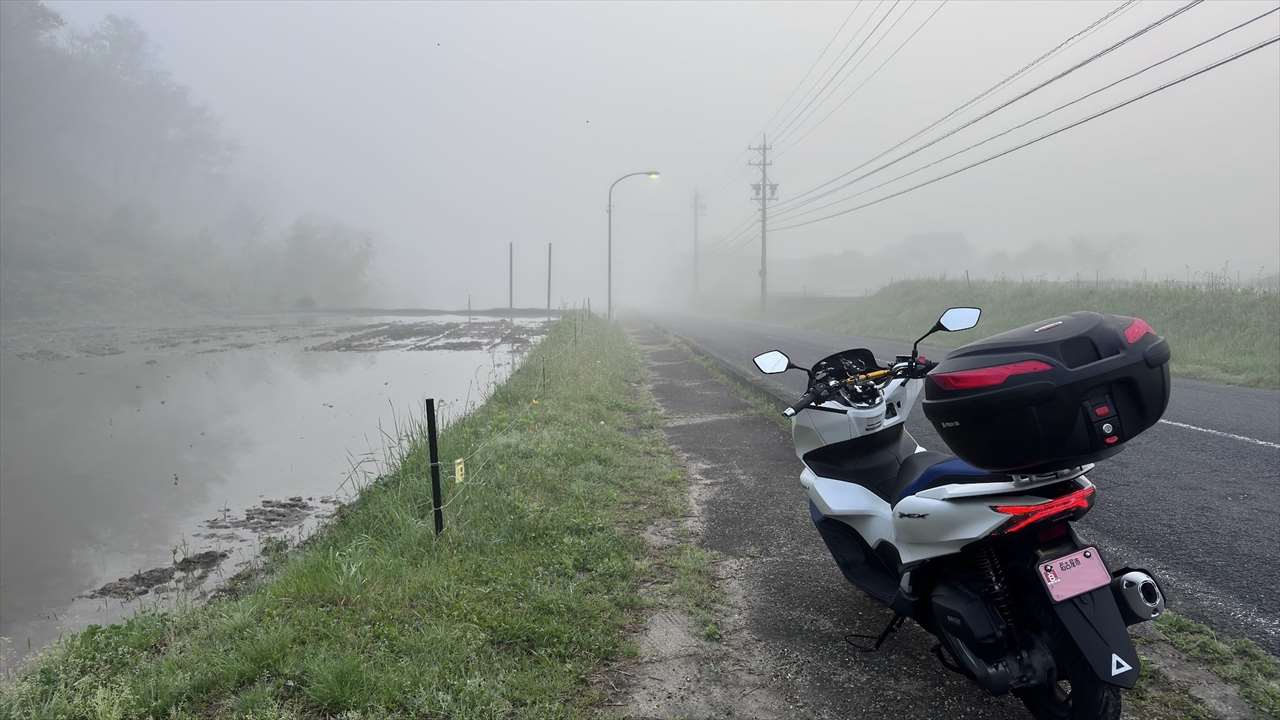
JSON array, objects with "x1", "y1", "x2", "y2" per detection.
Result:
[{"x1": 1039, "y1": 547, "x2": 1111, "y2": 602}]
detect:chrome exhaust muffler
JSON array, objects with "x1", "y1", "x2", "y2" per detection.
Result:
[{"x1": 1111, "y1": 569, "x2": 1165, "y2": 625}]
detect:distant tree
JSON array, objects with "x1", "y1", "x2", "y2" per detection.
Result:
[{"x1": 0, "y1": 1, "x2": 374, "y2": 319}]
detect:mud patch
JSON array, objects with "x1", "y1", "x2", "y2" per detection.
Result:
[
  {"x1": 427, "y1": 339, "x2": 489, "y2": 351},
  {"x1": 642, "y1": 519, "x2": 681, "y2": 551},
  {"x1": 78, "y1": 344, "x2": 123, "y2": 357},
  {"x1": 16, "y1": 349, "x2": 70, "y2": 362},
  {"x1": 605, "y1": 527, "x2": 792, "y2": 720},
  {"x1": 87, "y1": 550, "x2": 230, "y2": 600},
  {"x1": 308, "y1": 318, "x2": 553, "y2": 352},
  {"x1": 309, "y1": 322, "x2": 457, "y2": 351},
  {"x1": 204, "y1": 496, "x2": 317, "y2": 534}
]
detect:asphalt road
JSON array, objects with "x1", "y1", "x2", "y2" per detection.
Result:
[{"x1": 646, "y1": 313, "x2": 1280, "y2": 655}]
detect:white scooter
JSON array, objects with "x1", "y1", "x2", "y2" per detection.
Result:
[{"x1": 753, "y1": 307, "x2": 1170, "y2": 720}]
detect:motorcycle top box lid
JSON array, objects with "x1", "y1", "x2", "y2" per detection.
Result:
[{"x1": 922, "y1": 311, "x2": 1171, "y2": 473}]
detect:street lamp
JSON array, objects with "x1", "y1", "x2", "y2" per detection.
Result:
[{"x1": 607, "y1": 170, "x2": 660, "y2": 320}]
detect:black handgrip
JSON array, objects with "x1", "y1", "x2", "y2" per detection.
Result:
[
  {"x1": 914, "y1": 359, "x2": 939, "y2": 378},
  {"x1": 783, "y1": 390, "x2": 819, "y2": 417}
]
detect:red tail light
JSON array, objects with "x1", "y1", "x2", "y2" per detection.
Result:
[
  {"x1": 991, "y1": 485, "x2": 1096, "y2": 535},
  {"x1": 1124, "y1": 317, "x2": 1154, "y2": 344},
  {"x1": 930, "y1": 360, "x2": 1053, "y2": 391}
]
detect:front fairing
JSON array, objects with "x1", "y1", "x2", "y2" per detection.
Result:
[{"x1": 791, "y1": 377, "x2": 922, "y2": 458}]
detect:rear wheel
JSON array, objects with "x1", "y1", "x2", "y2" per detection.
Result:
[{"x1": 1016, "y1": 663, "x2": 1120, "y2": 720}]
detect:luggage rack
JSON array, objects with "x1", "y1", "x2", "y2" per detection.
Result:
[{"x1": 1009, "y1": 464, "x2": 1093, "y2": 487}]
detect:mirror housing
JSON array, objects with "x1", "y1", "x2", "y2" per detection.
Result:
[
  {"x1": 753, "y1": 350, "x2": 791, "y2": 374},
  {"x1": 912, "y1": 306, "x2": 982, "y2": 359}
]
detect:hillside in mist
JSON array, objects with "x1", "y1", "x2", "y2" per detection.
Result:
[{"x1": 0, "y1": 1, "x2": 373, "y2": 321}]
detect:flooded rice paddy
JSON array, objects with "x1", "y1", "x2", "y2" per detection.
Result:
[{"x1": 0, "y1": 312, "x2": 550, "y2": 670}]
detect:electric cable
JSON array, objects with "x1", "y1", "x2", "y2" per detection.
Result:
[
  {"x1": 771, "y1": 0, "x2": 1142, "y2": 212},
  {"x1": 770, "y1": 33, "x2": 1280, "y2": 232},
  {"x1": 776, "y1": 5, "x2": 1280, "y2": 223},
  {"x1": 777, "y1": 0, "x2": 949, "y2": 157},
  {"x1": 761, "y1": 2, "x2": 867, "y2": 139},
  {"x1": 772, "y1": 0, "x2": 1202, "y2": 218},
  {"x1": 774, "y1": 0, "x2": 917, "y2": 146},
  {"x1": 773, "y1": 0, "x2": 901, "y2": 144}
]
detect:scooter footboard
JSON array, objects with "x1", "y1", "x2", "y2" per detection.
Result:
[
  {"x1": 1050, "y1": 585, "x2": 1140, "y2": 688},
  {"x1": 809, "y1": 502, "x2": 898, "y2": 604}
]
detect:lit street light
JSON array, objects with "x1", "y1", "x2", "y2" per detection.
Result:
[{"x1": 607, "y1": 170, "x2": 660, "y2": 320}]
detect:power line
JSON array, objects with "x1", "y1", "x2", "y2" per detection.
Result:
[
  {"x1": 772, "y1": 0, "x2": 1202, "y2": 218},
  {"x1": 768, "y1": 0, "x2": 901, "y2": 144},
  {"x1": 771, "y1": 0, "x2": 1140, "y2": 213},
  {"x1": 768, "y1": 0, "x2": 890, "y2": 142},
  {"x1": 703, "y1": 4, "x2": 865, "y2": 252},
  {"x1": 705, "y1": 212, "x2": 759, "y2": 252},
  {"x1": 767, "y1": 2, "x2": 882, "y2": 142},
  {"x1": 774, "y1": 0, "x2": 913, "y2": 146},
  {"x1": 777, "y1": 0, "x2": 949, "y2": 157},
  {"x1": 771, "y1": 33, "x2": 1280, "y2": 232},
  {"x1": 707, "y1": 2, "x2": 900, "y2": 253},
  {"x1": 777, "y1": 5, "x2": 1280, "y2": 224},
  {"x1": 760, "y1": 2, "x2": 866, "y2": 139}
]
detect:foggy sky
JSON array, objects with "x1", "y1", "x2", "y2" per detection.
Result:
[{"x1": 48, "y1": 0, "x2": 1280, "y2": 309}]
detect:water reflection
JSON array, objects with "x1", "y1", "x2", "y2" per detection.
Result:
[{"x1": 0, "y1": 313, "x2": 542, "y2": 668}]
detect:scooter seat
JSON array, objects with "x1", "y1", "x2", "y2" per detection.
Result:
[
  {"x1": 802, "y1": 424, "x2": 1005, "y2": 507},
  {"x1": 892, "y1": 452, "x2": 1002, "y2": 506}
]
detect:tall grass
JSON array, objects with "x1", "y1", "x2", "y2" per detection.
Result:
[
  {"x1": 780, "y1": 280, "x2": 1279, "y2": 388},
  {"x1": 1, "y1": 314, "x2": 687, "y2": 719}
]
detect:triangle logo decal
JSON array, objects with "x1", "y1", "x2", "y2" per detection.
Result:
[{"x1": 1110, "y1": 653, "x2": 1133, "y2": 676}]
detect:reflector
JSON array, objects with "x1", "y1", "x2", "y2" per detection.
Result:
[
  {"x1": 929, "y1": 360, "x2": 1053, "y2": 391},
  {"x1": 1124, "y1": 317, "x2": 1154, "y2": 344}
]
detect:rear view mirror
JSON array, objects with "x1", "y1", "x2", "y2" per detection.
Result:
[
  {"x1": 753, "y1": 350, "x2": 790, "y2": 374},
  {"x1": 938, "y1": 307, "x2": 981, "y2": 332}
]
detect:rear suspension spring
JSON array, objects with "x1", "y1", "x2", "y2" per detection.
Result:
[{"x1": 975, "y1": 545, "x2": 1016, "y2": 632}]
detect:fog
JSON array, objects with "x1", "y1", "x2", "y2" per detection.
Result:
[{"x1": 3, "y1": 0, "x2": 1278, "y2": 318}]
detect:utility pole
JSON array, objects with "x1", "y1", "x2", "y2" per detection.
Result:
[
  {"x1": 692, "y1": 189, "x2": 706, "y2": 300},
  {"x1": 749, "y1": 135, "x2": 776, "y2": 313},
  {"x1": 546, "y1": 242, "x2": 552, "y2": 320},
  {"x1": 508, "y1": 242, "x2": 514, "y2": 315}
]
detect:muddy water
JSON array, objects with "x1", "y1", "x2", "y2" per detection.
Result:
[{"x1": 0, "y1": 313, "x2": 549, "y2": 669}]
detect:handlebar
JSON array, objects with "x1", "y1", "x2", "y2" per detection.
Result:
[
  {"x1": 783, "y1": 389, "x2": 821, "y2": 417},
  {"x1": 782, "y1": 359, "x2": 939, "y2": 417}
]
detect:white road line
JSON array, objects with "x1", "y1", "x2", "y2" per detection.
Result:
[{"x1": 1158, "y1": 419, "x2": 1280, "y2": 449}]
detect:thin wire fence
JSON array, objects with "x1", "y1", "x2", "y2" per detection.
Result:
[{"x1": 331, "y1": 306, "x2": 604, "y2": 539}]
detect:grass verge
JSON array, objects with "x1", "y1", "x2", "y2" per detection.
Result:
[
  {"x1": 1126, "y1": 663, "x2": 1216, "y2": 720},
  {"x1": 2, "y1": 314, "x2": 689, "y2": 719},
  {"x1": 1154, "y1": 612, "x2": 1280, "y2": 717},
  {"x1": 759, "y1": 280, "x2": 1280, "y2": 388}
]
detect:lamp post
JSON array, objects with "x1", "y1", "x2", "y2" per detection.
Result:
[{"x1": 607, "y1": 170, "x2": 660, "y2": 320}]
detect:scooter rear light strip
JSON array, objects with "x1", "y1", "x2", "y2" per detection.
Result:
[
  {"x1": 929, "y1": 359, "x2": 1053, "y2": 391},
  {"x1": 991, "y1": 485, "x2": 1096, "y2": 535}
]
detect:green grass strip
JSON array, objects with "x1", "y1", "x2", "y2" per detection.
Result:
[
  {"x1": 759, "y1": 279, "x2": 1280, "y2": 388},
  {"x1": 2, "y1": 314, "x2": 686, "y2": 720},
  {"x1": 1154, "y1": 612, "x2": 1280, "y2": 717}
]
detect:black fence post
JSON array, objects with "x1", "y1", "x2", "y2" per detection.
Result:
[{"x1": 425, "y1": 397, "x2": 444, "y2": 535}]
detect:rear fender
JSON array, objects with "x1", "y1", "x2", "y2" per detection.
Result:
[{"x1": 1050, "y1": 577, "x2": 1141, "y2": 687}]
